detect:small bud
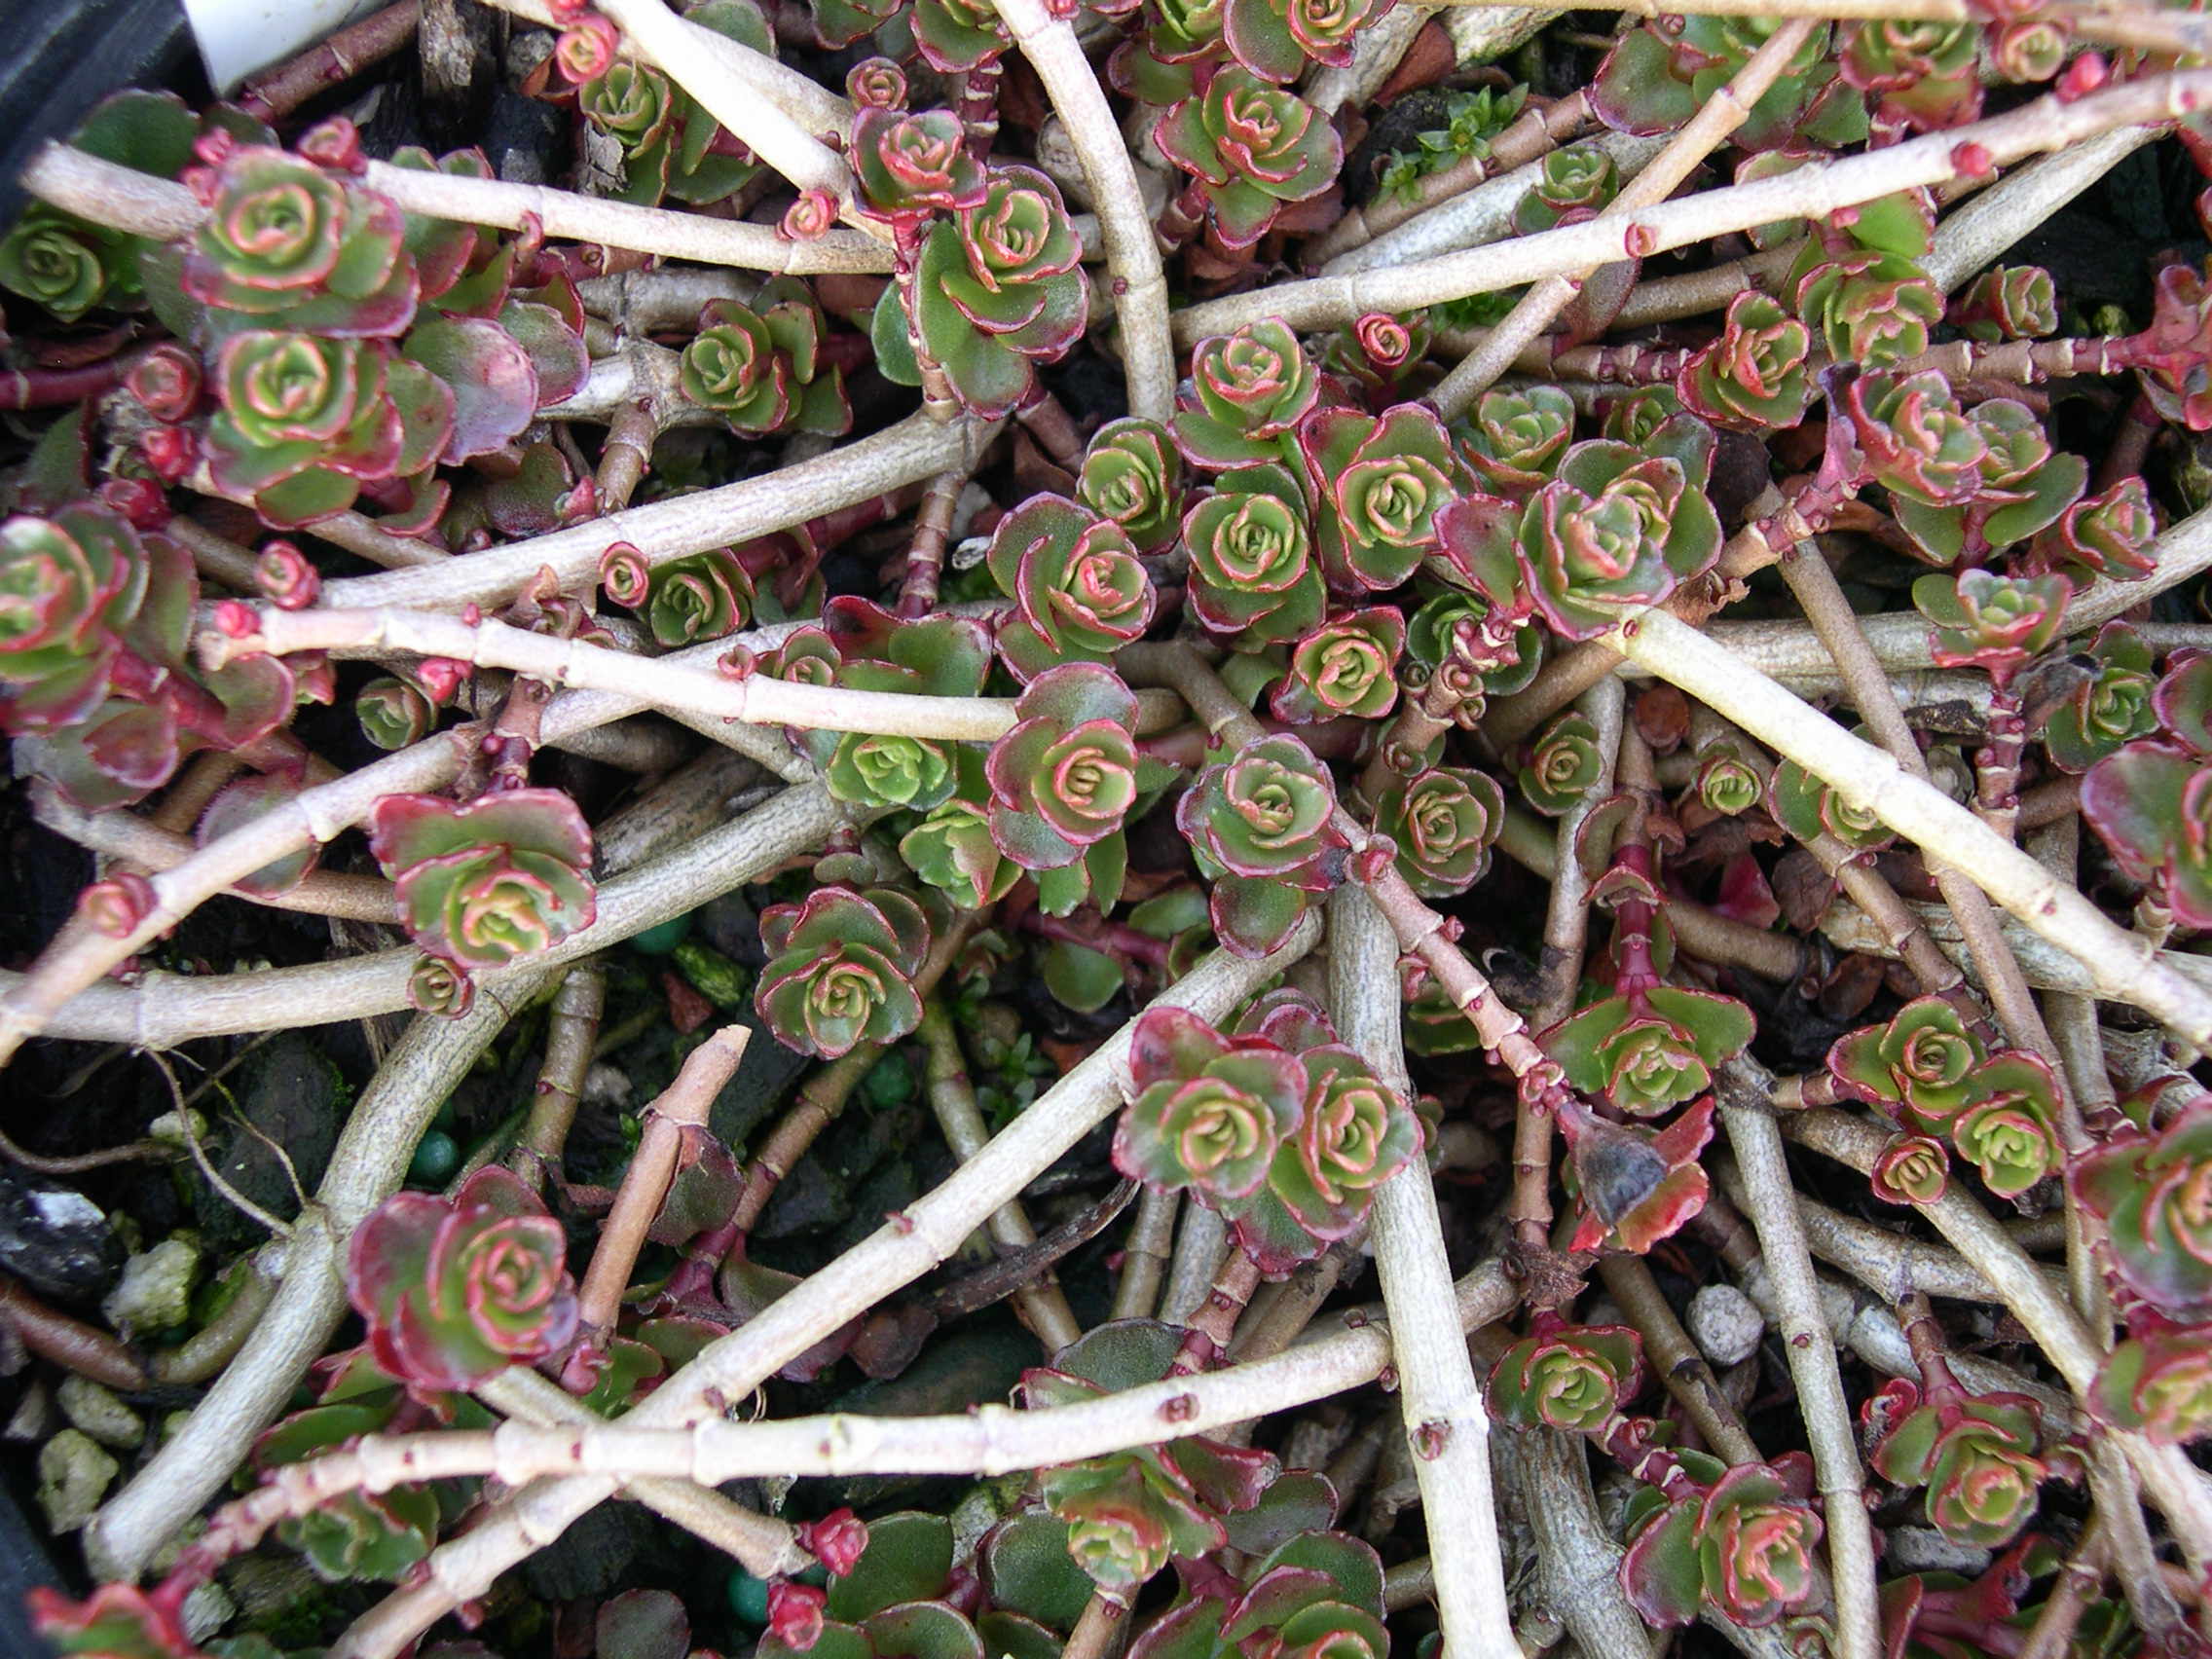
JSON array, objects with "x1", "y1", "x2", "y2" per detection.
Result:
[
  {"x1": 213, "y1": 600, "x2": 262, "y2": 639},
  {"x1": 1623, "y1": 221, "x2": 1659, "y2": 258},
  {"x1": 718, "y1": 645, "x2": 758, "y2": 682},
  {"x1": 766, "y1": 1581, "x2": 827, "y2": 1651},
  {"x1": 1948, "y1": 141, "x2": 1994, "y2": 178},
  {"x1": 139, "y1": 425, "x2": 197, "y2": 485},
  {"x1": 554, "y1": 15, "x2": 621, "y2": 81},
  {"x1": 297, "y1": 117, "x2": 364, "y2": 172},
  {"x1": 190, "y1": 129, "x2": 238, "y2": 169},
  {"x1": 846, "y1": 57, "x2": 908, "y2": 110},
  {"x1": 2056, "y1": 52, "x2": 2108, "y2": 100},
  {"x1": 96, "y1": 477, "x2": 170, "y2": 531},
  {"x1": 124, "y1": 345, "x2": 202, "y2": 423},
  {"x1": 81, "y1": 873, "x2": 157, "y2": 939},
  {"x1": 798, "y1": 1509, "x2": 868, "y2": 1577},
  {"x1": 255, "y1": 541, "x2": 320, "y2": 610},
  {"x1": 781, "y1": 190, "x2": 837, "y2": 241},
  {"x1": 414, "y1": 658, "x2": 472, "y2": 705},
  {"x1": 599, "y1": 541, "x2": 651, "y2": 608}
]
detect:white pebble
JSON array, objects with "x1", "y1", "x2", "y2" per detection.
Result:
[{"x1": 1688, "y1": 1282, "x2": 1766, "y2": 1367}]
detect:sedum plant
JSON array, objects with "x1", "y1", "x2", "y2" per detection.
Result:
[{"x1": 16, "y1": 8, "x2": 2212, "y2": 1659}]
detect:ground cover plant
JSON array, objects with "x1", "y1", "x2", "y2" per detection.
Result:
[{"x1": 7, "y1": 1, "x2": 2212, "y2": 1656}]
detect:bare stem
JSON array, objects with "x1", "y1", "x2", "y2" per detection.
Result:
[
  {"x1": 918, "y1": 1001, "x2": 1083, "y2": 1355},
  {"x1": 205, "y1": 606, "x2": 1023, "y2": 742},
  {"x1": 1329, "y1": 885, "x2": 1517, "y2": 1659},
  {"x1": 570, "y1": 1023, "x2": 754, "y2": 1367},
  {"x1": 511, "y1": 965, "x2": 608, "y2": 1184},
  {"x1": 1171, "y1": 71, "x2": 2212, "y2": 340},
  {"x1": 1713, "y1": 1061, "x2": 1881, "y2": 1659},
  {"x1": 988, "y1": 0, "x2": 1174, "y2": 422},
  {"x1": 1604, "y1": 608, "x2": 2212, "y2": 1047},
  {"x1": 1428, "y1": 18, "x2": 1816, "y2": 415},
  {"x1": 332, "y1": 926, "x2": 1325, "y2": 1659}
]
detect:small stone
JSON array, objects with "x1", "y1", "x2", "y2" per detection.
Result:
[
  {"x1": 37, "y1": 1427, "x2": 118, "y2": 1532},
  {"x1": 583, "y1": 1063, "x2": 633, "y2": 1109},
  {"x1": 103, "y1": 1234, "x2": 203, "y2": 1336},
  {"x1": 1688, "y1": 1282, "x2": 1765, "y2": 1367},
  {"x1": 56, "y1": 1376, "x2": 144, "y2": 1450},
  {"x1": 0, "y1": 1168, "x2": 122, "y2": 1304}
]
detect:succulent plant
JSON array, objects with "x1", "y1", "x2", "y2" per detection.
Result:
[
  {"x1": 681, "y1": 281, "x2": 851, "y2": 437},
  {"x1": 1842, "y1": 370, "x2": 1988, "y2": 506},
  {"x1": 1871, "y1": 1133, "x2": 1950, "y2": 1205},
  {"x1": 573, "y1": 1, "x2": 777, "y2": 206},
  {"x1": 851, "y1": 107, "x2": 989, "y2": 228},
  {"x1": 2128, "y1": 257, "x2": 2212, "y2": 432},
  {"x1": 756, "y1": 885, "x2": 932, "y2": 1058},
  {"x1": 787, "y1": 600, "x2": 993, "y2": 812},
  {"x1": 878, "y1": 165, "x2": 1090, "y2": 418},
  {"x1": 1024, "y1": 1321, "x2": 1274, "y2": 1599},
  {"x1": 1894, "y1": 401, "x2": 2086, "y2": 566},
  {"x1": 1767, "y1": 743, "x2": 1893, "y2": 850},
  {"x1": 1183, "y1": 463, "x2": 1327, "y2": 645},
  {"x1": 1176, "y1": 731, "x2": 1347, "y2": 956},
  {"x1": 1517, "y1": 709, "x2": 1604, "y2": 815},
  {"x1": 1512, "y1": 143, "x2": 1618, "y2": 235},
  {"x1": 1370, "y1": 765, "x2": 1504, "y2": 898},
  {"x1": 1677, "y1": 291, "x2": 1813, "y2": 431},
  {"x1": 202, "y1": 330, "x2": 451, "y2": 528},
  {"x1": 181, "y1": 145, "x2": 417, "y2": 338},
  {"x1": 987, "y1": 663, "x2": 1161, "y2": 915},
  {"x1": 1836, "y1": 18, "x2": 1982, "y2": 130},
  {"x1": 1489, "y1": 1319, "x2": 1645, "y2": 1431},
  {"x1": 1545, "y1": 984, "x2": 1754, "y2": 1121},
  {"x1": 1620, "y1": 1453, "x2": 1825, "y2": 1629},
  {"x1": 1129, "y1": 1530, "x2": 1388, "y2": 1659},
  {"x1": 1541, "y1": 844, "x2": 1756, "y2": 1118},
  {"x1": 1865, "y1": 1376, "x2": 2046, "y2": 1549},
  {"x1": 1172, "y1": 319, "x2": 1322, "y2": 469},
  {"x1": 2041, "y1": 624, "x2": 2158, "y2": 773},
  {"x1": 1949, "y1": 1051, "x2": 2062, "y2": 1198},
  {"x1": 987, "y1": 495, "x2": 1158, "y2": 682},
  {"x1": 1114, "y1": 1004, "x2": 1417, "y2": 1272},
  {"x1": 2030, "y1": 476, "x2": 2157, "y2": 584},
  {"x1": 1792, "y1": 247, "x2": 1943, "y2": 368},
  {"x1": 1593, "y1": 16, "x2": 1865, "y2": 152},
  {"x1": 2083, "y1": 655, "x2": 2212, "y2": 929},
  {"x1": 900, "y1": 752, "x2": 1021, "y2": 911},
  {"x1": 635, "y1": 546, "x2": 756, "y2": 646},
  {"x1": 347, "y1": 1166, "x2": 579, "y2": 1391},
  {"x1": 1270, "y1": 607, "x2": 1405, "y2": 722},
  {"x1": 913, "y1": 0, "x2": 1010, "y2": 72},
  {"x1": 1456, "y1": 383, "x2": 1575, "y2": 493},
  {"x1": 1156, "y1": 68, "x2": 1341, "y2": 248},
  {"x1": 367, "y1": 788, "x2": 597, "y2": 973},
  {"x1": 1113, "y1": 1005, "x2": 1308, "y2": 1207},
  {"x1": 1438, "y1": 424, "x2": 1723, "y2": 643},
  {"x1": 2071, "y1": 1096, "x2": 2212, "y2": 1318},
  {"x1": 1827, "y1": 995, "x2": 1986, "y2": 1133},
  {"x1": 1299, "y1": 402, "x2": 1463, "y2": 593},
  {"x1": 1077, "y1": 419, "x2": 1186, "y2": 553},
  {"x1": 1951, "y1": 265, "x2": 2058, "y2": 342},
  {"x1": 1221, "y1": 0, "x2": 1391, "y2": 81},
  {"x1": 1912, "y1": 570, "x2": 2071, "y2": 685},
  {"x1": 2092, "y1": 1315, "x2": 2212, "y2": 1445}
]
